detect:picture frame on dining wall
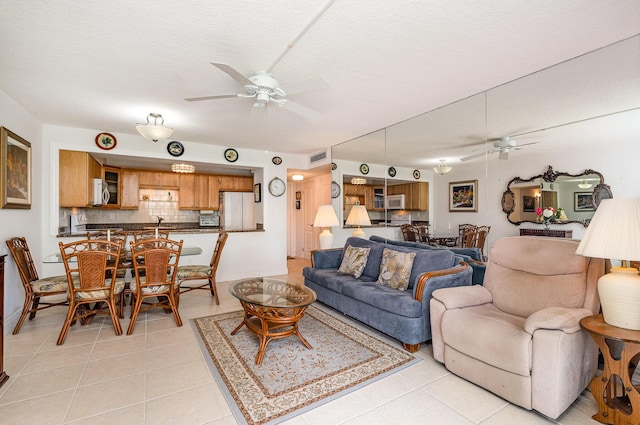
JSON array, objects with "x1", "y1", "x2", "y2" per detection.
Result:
[
  {"x1": 574, "y1": 192, "x2": 595, "y2": 211},
  {"x1": 449, "y1": 180, "x2": 478, "y2": 212},
  {"x1": 1, "y1": 127, "x2": 32, "y2": 209},
  {"x1": 522, "y1": 195, "x2": 536, "y2": 212}
]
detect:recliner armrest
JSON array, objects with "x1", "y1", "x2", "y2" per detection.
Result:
[
  {"x1": 431, "y1": 284, "x2": 492, "y2": 309},
  {"x1": 524, "y1": 307, "x2": 594, "y2": 335}
]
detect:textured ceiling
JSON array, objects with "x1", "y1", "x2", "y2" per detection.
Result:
[{"x1": 1, "y1": 0, "x2": 639, "y2": 160}]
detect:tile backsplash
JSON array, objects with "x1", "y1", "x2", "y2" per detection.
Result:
[{"x1": 59, "y1": 189, "x2": 199, "y2": 228}]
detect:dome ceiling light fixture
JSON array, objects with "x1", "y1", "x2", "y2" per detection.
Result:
[
  {"x1": 171, "y1": 163, "x2": 195, "y2": 173},
  {"x1": 578, "y1": 180, "x2": 593, "y2": 189},
  {"x1": 136, "y1": 113, "x2": 173, "y2": 142},
  {"x1": 433, "y1": 160, "x2": 453, "y2": 175}
]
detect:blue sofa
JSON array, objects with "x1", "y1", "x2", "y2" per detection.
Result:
[
  {"x1": 302, "y1": 237, "x2": 472, "y2": 352},
  {"x1": 369, "y1": 235, "x2": 486, "y2": 285}
]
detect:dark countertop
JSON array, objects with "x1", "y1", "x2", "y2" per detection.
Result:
[{"x1": 57, "y1": 222, "x2": 264, "y2": 237}]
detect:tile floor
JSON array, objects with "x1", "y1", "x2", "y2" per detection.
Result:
[{"x1": 0, "y1": 258, "x2": 602, "y2": 424}]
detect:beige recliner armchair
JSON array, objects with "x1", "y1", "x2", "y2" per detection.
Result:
[{"x1": 430, "y1": 236, "x2": 604, "y2": 419}]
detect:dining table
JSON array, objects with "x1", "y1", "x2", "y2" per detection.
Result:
[{"x1": 429, "y1": 234, "x2": 458, "y2": 247}]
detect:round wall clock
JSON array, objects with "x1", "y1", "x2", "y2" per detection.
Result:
[
  {"x1": 224, "y1": 148, "x2": 238, "y2": 162},
  {"x1": 360, "y1": 163, "x2": 369, "y2": 175},
  {"x1": 388, "y1": 167, "x2": 396, "y2": 177},
  {"x1": 268, "y1": 177, "x2": 286, "y2": 197},
  {"x1": 272, "y1": 156, "x2": 282, "y2": 165},
  {"x1": 331, "y1": 181, "x2": 341, "y2": 198},
  {"x1": 95, "y1": 132, "x2": 117, "y2": 150},
  {"x1": 167, "y1": 141, "x2": 184, "y2": 157},
  {"x1": 413, "y1": 169, "x2": 421, "y2": 179}
]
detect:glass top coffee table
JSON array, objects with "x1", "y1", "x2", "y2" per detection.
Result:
[{"x1": 229, "y1": 277, "x2": 317, "y2": 365}]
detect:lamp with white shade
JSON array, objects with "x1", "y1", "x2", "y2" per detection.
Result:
[
  {"x1": 136, "y1": 113, "x2": 173, "y2": 142},
  {"x1": 313, "y1": 205, "x2": 339, "y2": 249},
  {"x1": 575, "y1": 198, "x2": 640, "y2": 330},
  {"x1": 346, "y1": 205, "x2": 371, "y2": 238}
]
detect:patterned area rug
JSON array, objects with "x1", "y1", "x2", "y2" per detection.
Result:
[{"x1": 191, "y1": 305, "x2": 420, "y2": 425}]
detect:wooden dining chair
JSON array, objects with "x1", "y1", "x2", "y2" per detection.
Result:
[
  {"x1": 128, "y1": 238, "x2": 183, "y2": 335},
  {"x1": 176, "y1": 231, "x2": 228, "y2": 304},
  {"x1": 133, "y1": 229, "x2": 170, "y2": 242},
  {"x1": 57, "y1": 239, "x2": 125, "y2": 345},
  {"x1": 458, "y1": 224, "x2": 476, "y2": 247},
  {"x1": 474, "y1": 225, "x2": 491, "y2": 260},
  {"x1": 6, "y1": 237, "x2": 69, "y2": 334},
  {"x1": 462, "y1": 229, "x2": 477, "y2": 248},
  {"x1": 400, "y1": 224, "x2": 420, "y2": 242},
  {"x1": 86, "y1": 230, "x2": 130, "y2": 278}
]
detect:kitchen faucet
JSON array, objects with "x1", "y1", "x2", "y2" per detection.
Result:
[{"x1": 156, "y1": 216, "x2": 164, "y2": 227}]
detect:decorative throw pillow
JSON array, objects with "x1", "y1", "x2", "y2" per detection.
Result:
[
  {"x1": 338, "y1": 245, "x2": 371, "y2": 278},
  {"x1": 377, "y1": 248, "x2": 416, "y2": 291}
]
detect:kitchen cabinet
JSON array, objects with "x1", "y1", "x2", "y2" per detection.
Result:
[
  {"x1": 59, "y1": 150, "x2": 102, "y2": 207},
  {"x1": 179, "y1": 174, "x2": 220, "y2": 210},
  {"x1": 138, "y1": 171, "x2": 180, "y2": 189},
  {"x1": 218, "y1": 176, "x2": 253, "y2": 191},
  {"x1": 102, "y1": 166, "x2": 120, "y2": 208},
  {"x1": 387, "y1": 182, "x2": 428, "y2": 210},
  {"x1": 120, "y1": 169, "x2": 139, "y2": 209}
]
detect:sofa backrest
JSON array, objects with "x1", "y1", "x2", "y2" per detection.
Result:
[
  {"x1": 343, "y1": 237, "x2": 457, "y2": 289},
  {"x1": 484, "y1": 236, "x2": 604, "y2": 317},
  {"x1": 369, "y1": 235, "x2": 483, "y2": 262}
]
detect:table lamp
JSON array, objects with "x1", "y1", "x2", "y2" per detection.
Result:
[
  {"x1": 575, "y1": 198, "x2": 640, "y2": 330},
  {"x1": 346, "y1": 205, "x2": 371, "y2": 238},
  {"x1": 313, "y1": 205, "x2": 339, "y2": 249}
]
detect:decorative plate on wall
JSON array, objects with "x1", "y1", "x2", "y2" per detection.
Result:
[
  {"x1": 331, "y1": 162, "x2": 337, "y2": 170},
  {"x1": 224, "y1": 148, "x2": 238, "y2": 162},
  {"x1": 167, "y1": 141, "x2": 184, "y2": 157},
  {"x1": 95, "y1": 132, "x2": 117, "y2": 150},
  {"x1": 272, "y1": 156, "x2": 282, "y2": 165},
  {"x1": 360, "y1": 163, "x2": 369, "y2": 175},
  {"x1": 413, "y1": 169, "x2": 421, "y2": 179},
  {"x1": 388, "y1": 167, "x2": 396, "y2": 177}
]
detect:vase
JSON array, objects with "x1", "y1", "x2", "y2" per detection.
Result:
[{"x1": 543, "y1": 221, "x2": 550, "y2": 230}]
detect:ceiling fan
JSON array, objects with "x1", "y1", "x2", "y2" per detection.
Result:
[
  {"x1": 460, "y1": 137, "x2": 539, "y2": 161},
  {"x1": 185, "y1": 63, "x2": 329, "y2": 120}
]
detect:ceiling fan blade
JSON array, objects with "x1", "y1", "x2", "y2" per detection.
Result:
[
  {"x1": 461, "y1": 147, "x2": 500, "y2": 162},
  {"x1": 280, "y1": 100, "x2": 321, "y2": 122},
  {"x1": 211, "y1": 63, "x2": 254, "y2": 86},
  {"x1": 515, "y1": 141, "x2": 540, "y2": 148},
  {"x1": 284, "y1": 77, "x2": 330, "y2": 96},
  {"x1": 184, "y1": 94, "x2": 239, "y2": 102}
]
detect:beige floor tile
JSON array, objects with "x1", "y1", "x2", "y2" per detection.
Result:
[
  {"x1": 203, "y1": 415, "x2": 240, "y2": 425},
  {"x1": 555, "y1": 392, "x2": 601, "y2": 425},
  {"x1": 145, "y1": 325, "x2": 195, "y2": 350},
  {"x1": 301, "y1": 392, "x2": 375, "y2": 425},
  {"x1": 423, "y1": 374, "x2": 509, "y2": 423},
  {"x1": 22, "y1": 343, "x2": 93, "y2": 374},
  {"x1": 145, "y1": 341, "x2": 202, "y2": 371},
  {"x1": 64, "y1": 373, "x2": 145, "y2": 422},
  {"x1": 375, "y1": 389, "x2": 474, "y2": 425},
  {"x1": 355, "y1": 371, "x2": 420, "y2": 406},
  {"x1": 52, "y1": 327, "x2": 101, "y2": 348},
  {"x1": 396, "y1": 355, "x2": 450, "y2": 387},
  {"x1": 88, "y1": 334, "x2": 145, "y2": 361},
  {"x1": 145, "y1": 384, "x2": 232, "y2": 425},
  {"x1": 3, "y1": 353, "x2": 33, "y2": 377},
  {"x1": 64, "y1": 402, "x2": 145, "y2": 425},
  {"x1": 480, "y1": 403, "x2": 556, "y2": 425},
  {"x1": 4, "y1": 336, "x2": 46, "y2": 357},
  {"x1": 145, "y1": 358, "x2": 214, "y2": 400},
  {"x1": 80, "y1": 351, "x2": 146, "y2": 386},
  {"x1": 0, "y1": 389, "x2": 74, "y2": 425},
  {"x1": 0, "y1": 364, "x2": 83, "y2": 405},
  {"x1": 342, "y1": 410, "x2": 394, "y2": 425}
]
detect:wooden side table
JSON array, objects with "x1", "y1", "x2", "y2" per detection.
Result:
[{"x1": 581, "y1": 314, "x2": 640, "y2": 425}]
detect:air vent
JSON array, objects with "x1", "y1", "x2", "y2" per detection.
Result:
[{"x1": 310, "y1": 151, "x2": 327, "y2": 163}]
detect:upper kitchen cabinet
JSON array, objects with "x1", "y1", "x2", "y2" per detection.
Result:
[
  {"x1": 218, "y1": 176, "x2": 253, "y2": 192},
  {"x1": 59, "y1": 150, "x2": 102, "y2": 207},
  {"x1": 138, "y1": 171, "x2": 180, "y2": 189},
  {"x1": 387, "y1": 182, "x2": 428, "y2": 210},
  {"x1": 102, "y1": 166, "x2": 120, "y2": 208},
  {"x1": 179, "y1": 174, "x2": 220, "y2": 210},
  {"x1": 120, "y1": 169, "x2": 139, "y2": 209}
]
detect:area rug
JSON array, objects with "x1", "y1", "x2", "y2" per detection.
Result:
[{"x1": 191, "y1": 305, "x2": 421, "y2": 425}]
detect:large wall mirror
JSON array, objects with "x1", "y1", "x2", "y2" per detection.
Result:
[{"x1": 330, "y1": 35, "x2": 638, "y2": 234}]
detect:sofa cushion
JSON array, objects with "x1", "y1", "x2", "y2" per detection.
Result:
[
  {"x1": 342, "y1": 280, "x2": 422, "y2": 318},
  {"x1": 377, "y1": 248, "x2": 415, "y2": 290},
  {"x1": 302, "y1": 268, "x2": 375, "y2": 294},
  {"x1": 342, "y1": 237, "x2": 388, "y2": 280},
  {"x1": 369, "y1": 235, "x2": 483, "y2": 262},
  {"x1": 442, "y1": 303, "x2": 531, "y2": 376},
  {"x1": 338, "y1": 245, "x2": 371, "y2": 278}
]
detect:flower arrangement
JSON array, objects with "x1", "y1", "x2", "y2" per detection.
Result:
[{"x1": 536, "y1": 207, "x2": 565, "y2": 229}]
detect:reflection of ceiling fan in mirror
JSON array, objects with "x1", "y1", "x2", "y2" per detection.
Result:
[
  {"x1": 461, "y1": 137, "x2": 539, "y2": 161},
  {"x1": 184, "y1": 62, "x2": 329, "y2": 121}
]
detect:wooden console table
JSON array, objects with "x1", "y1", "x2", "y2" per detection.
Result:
[
  {"x1": 519, "y1": 229, "x2": 573, "y2": 238},
  {"x1": 581, "y1": 314, "x2": 640, "y2": 425},
  {"x1": 0, "y1": 255, "x2": 8, "y2": 388}
]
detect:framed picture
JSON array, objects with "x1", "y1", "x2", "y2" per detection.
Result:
[
  {"x1": 574, "y1": 192, "x2": 595, "y2": 211},
  {"x1": 295, "y1": 191, "x2": 302, "y2": 200},
  {"x1": 1, "y1": 127, "x2": 31, "y2": 209},
  {"x1": 449, "y1": 180, "x2": 478, "y2": 212},
  {"x1": 522, "y1": 195, "x2": 536, "y2": 212},
  {"x1": 254, "y1": 183, "x2": 261, "y2": 203}
]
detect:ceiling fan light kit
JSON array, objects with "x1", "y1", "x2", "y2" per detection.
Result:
[
  {"x1": 136, "y1": 113, "x2": 173, "y2": 142},
  {"x1": 434, "y1": 160, "x2": 453, "y2": 175}
]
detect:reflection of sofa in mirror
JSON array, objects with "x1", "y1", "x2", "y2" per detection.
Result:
[
  {"x1": 501, "y1": 165, "x2": 612, "y2": 227},
  {"x1": 430, "y1": 237, "x2": 605, "y2": 419}
]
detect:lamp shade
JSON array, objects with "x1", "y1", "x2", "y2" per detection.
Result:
[
  {"x1": 346, "y1": 205, "x2": 371, "y2": 238},
  {"x1": 576, "y1": 198, "x2": 640, "y2": 261},
  {"x1": 136, "y1": 113, "x2": 173, "y2": 142},
  {"x1": 313, "y1": 205, "x2": 339, "y2": 228},
  {"x1": 575, "y1": 198, "x2": 640, "y2": 330}
]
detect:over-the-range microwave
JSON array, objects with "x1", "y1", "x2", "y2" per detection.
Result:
[{"x1": 386, "y1": 194, "x2": 405, "y2": 210}]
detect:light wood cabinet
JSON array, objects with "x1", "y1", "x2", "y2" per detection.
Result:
[
  {"x1": 179, "y1": 174, "x2": 221, "y2": 210},
  {"x1": 218, "y1": 176, "x2": 253, "y2": 191},
  {"x1": 120, "y1": 169, "x2": 139, "y2": 209},
  {"x1": 386, "y1": 182, "x2": 428, "y2": 210},
  {"x1": 59, "y1": 150, "x2": 102, "y2": 207},
  {"x1": 138, "y1": 171, "x2": 180, "y2": 188},
  {"x1": 207, "y1": 176, "x2": 220, "y2": 210},
  {"x1": 102, "y1": 166, "x2": 120, "y2": 208}
]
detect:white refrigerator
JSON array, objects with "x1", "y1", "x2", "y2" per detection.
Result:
[{"x1": 220, "y1": 192, "x2": 256, "y2": 231}]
